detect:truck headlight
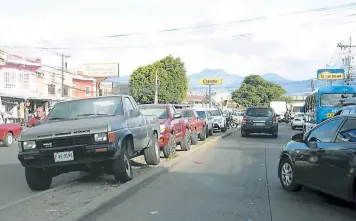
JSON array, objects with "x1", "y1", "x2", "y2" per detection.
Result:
[
  {"x1": 94, "y1": 133, "x2": 107, "y2": 142},
  {"x1": 22, "y1": 141, "x2": 36, "y2": 150},
  {"x1": 160, "y1": 124, "x2": 166, "y2": 133}
]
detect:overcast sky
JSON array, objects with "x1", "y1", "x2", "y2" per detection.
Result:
[{"x1": 1, "y1": 0, "x2": 356, "y2": 80}]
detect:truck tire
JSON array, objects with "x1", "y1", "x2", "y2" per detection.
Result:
[
  {"x1": 163, "y1": 134, "x2": 176, "y2": 158},
  {"x1": 199, "y1": 127, "x2": 207, "y2": 141},
  {"x1": 209, "y1": 127, "x2": 213, "y2": 136},
  {"x1": 205, "y1": 127, "x2": 209, "y2": 138},
  {"x1": 180, "y1": 129, "x2": 191, "y2": 151},
  {"x1": 3, "y1": 132, "x2": 13, "y2": 147},
  {"x1": 221, "y1": 123, "x2": 227, "y2": 132},
  {"x1": 191, "y1": 129, "x2": 199, "y2": 145},
  {"x1": 25, "y1": 167, "x2": 52, "y2": 191},
  {"x1": 144, "y1": 134, "x2": 161, "y2": 165},
  {"x1": 112, "y1": 139, "x2": 133, "y2": 183}
]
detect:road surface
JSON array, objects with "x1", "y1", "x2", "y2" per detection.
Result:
[{"x1": 98, "y1": 123, "x2": 356, "y2": 221}]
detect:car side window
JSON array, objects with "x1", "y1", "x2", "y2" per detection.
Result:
[
  {"x1": 307, "y1": 118, "x2": 343, "y2": 142},
  {"x1": 124, "y1": 97, "x2": 135, "y2": 113},
  {"x1": 169, "y1": 106, "x2": 176, "y2": 115},
  {"x1": 336, "y1": 119, "x2": 356, "y2": 143}
]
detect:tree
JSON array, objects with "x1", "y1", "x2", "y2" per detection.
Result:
[
  {"x1": 231, "y1": 75, "x2": 286, "y2": 107},
  {"x1": 129, "y1": 55, "x2": 189, "y2": 104}
]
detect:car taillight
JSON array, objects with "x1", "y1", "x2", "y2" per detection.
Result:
[
  {"x1": 273, "y1": 116, "x2": 276, "y2": 121},
  {"x1": 243, "y1": 116, "x2": 247, "y2": 121}
]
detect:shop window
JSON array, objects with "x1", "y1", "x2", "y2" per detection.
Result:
[
  {"x1": 85, "y1": 86, "x2": 90, "y2": 96},
  {"x1": 4, "y1": 72, "x2": 16, "y2": 89}
]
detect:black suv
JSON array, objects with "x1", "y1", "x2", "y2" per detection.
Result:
[{"x1": 241, "y1": 107, "x2": 278, "y2": 138}]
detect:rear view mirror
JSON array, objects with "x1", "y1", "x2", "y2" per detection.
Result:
[
  {"x1": 129, "y1": 109, "x2": 141, "y2": 117},
  {"x1": 291, "y1": 133, "x2": 303, "y2": 142},
  {"x1": 173, "y1": 113, "x2": 181, "y2": 119}
]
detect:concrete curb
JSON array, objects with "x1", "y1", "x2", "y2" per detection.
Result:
[{"x1": 58, "y1": 129, "x2": 238, "y2": 221}]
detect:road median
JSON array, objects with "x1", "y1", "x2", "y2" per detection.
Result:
[{"x1": 0, "y1": 129, "x2": 237, "y2": 221}]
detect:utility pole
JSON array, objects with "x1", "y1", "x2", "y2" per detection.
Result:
[
  {"x1": 309, "y1": 79, "x2": 315, "y2": 92},
  {"x1": 57, "y1": 53, "x2": 70, "y2": 97},
  {"x1": 337, "y1": 37, "x2": 355, "y2": 85},
  {"x1": 154, "y1": 70, "x2": 159, "y2": 104}
]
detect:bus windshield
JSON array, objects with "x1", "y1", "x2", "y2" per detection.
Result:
[{"x1": 320, "y1": 93, "x2": 356, "y2": 107}]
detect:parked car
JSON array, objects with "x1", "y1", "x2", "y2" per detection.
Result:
[
  {"x1": 208, "y1": 108, "x2": 227, "y2": 132},
  {"x1": 241, "y1": 107, "x2": 278, "y2": 138},
  {"x1": 139, "y1": 104, "x2": 191, "y2": 158},
  {"x1": 278, "y1": 115, "x2": 356, "y2": 204},
  {"x1": 18, "y1": 95, "x2": 160, "y2": 191},
  {"x1": 178, "y1": 108, "x2": 205, "y2": 144},
  {"x1": 291, "y1": 113, "x2": 305, "y2": 130},
  {"x1": 0, "y1": 123, "x2": 22, "y2": 146},
  {"x1": 195, "y1": 108, "x2": 214, "y2": 137},
  {"x1": 231, "y1": 112, "x2": 244, "y2": 125}
]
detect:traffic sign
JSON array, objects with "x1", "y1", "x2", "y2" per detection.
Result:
[
  {"x1": 317, "y1": 69, "x2": 345, "y2": 80},
  {"x1": 199, "y1": 78, "x2": 222, "y2": 85}
]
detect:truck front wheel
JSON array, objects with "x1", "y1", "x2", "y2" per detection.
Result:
[
  {"x1": 25, "y1": 167, "x2": 52, "y2": 191},
  {"x1": 112, "y1": 139, "x2": 133, "y2": 183}
]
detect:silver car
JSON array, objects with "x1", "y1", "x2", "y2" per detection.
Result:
[{"x1": 195, "y1": 108, "x2": 214, "y2": 136}]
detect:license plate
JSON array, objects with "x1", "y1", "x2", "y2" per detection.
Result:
[
  {"x1": 327, "y1": 113, "x2": 335, "y2": 117},
  {"x1": 54, "y1": 151, "x2": 74, "y2": 162},
  {"x1": 254, "y1": 123, "x2": 265, "y2": 126}
]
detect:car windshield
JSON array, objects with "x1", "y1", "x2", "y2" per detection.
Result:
[
  {"x1": 139, "y1": 107, "x2": 168, "y2": 119},
  {"x1": 179, "y1": 110, "x2": 194, "y2": 118},
  {"x1": 47, "y1": 97, "x2": 123, "y2": 121},
  {"x1": 210, "y1": 110, "x2": 221, "y2": 116},
  {"x1": 246, "y1": 108, "x2": 274, "y2": 117},
  {"x1": 196, "y1": 111, "x2": 206, "y2": 118},
  {"x1": 320, "y1": 93, "x2": 356, "y2": 107}
]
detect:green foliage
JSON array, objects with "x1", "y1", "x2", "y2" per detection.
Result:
[
  {"x1": 129, "y1": 55, "x2": 189, "y2": 104},
  {"x1": 231, "y1": 75, "x2": 286, "y2": 107}
]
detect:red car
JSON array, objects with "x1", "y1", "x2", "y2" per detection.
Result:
[
  {"x1": 178, "y1": 108, "x2": 206, "y2": 145},
  {"x1": 0, "y1": 123, "x2": 22, "y2": 146},
  {"x1": 139, "y1": 104, "x2": 191, "y2": 158}
]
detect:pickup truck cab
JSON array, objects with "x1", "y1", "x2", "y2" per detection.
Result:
[
  {"x1": 0, "y1": 123, "x2": 22, "y2": 146},
  {"x1": 139, "y1": 104, "x2": 192, "y2": 158},
  {"x1": 178, "y1": 108, "x2": 205, "y2": 144},
  {"x1": 18, "y1": 95, "x2": 160, "y2": 191}
]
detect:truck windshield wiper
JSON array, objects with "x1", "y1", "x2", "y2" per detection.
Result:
[
  {"x1": 48, "y1": 117, "x2": 76, "y2": 121},
  {"x1": 76, "y1": 113, "x2": 114, "y2": 117}
]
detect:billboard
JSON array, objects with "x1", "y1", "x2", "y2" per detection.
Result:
[
  {"x1": 199, "y1": 78, "x2": 222, "y2": 85},
  {"x1": 82, "y1": 63, "x2": 119, "y2": 78},
  {"x1": 317, "y1": 69, "x2": 345, "y2": 80}
]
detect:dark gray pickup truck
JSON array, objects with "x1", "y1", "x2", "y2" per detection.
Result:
[{"x1": 18, "y1": 95, "x2": 160, "y2": 191}]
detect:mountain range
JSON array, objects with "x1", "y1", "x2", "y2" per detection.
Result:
[{"x1": 106, "y1": 68, "x2": 346, "y2": 95}]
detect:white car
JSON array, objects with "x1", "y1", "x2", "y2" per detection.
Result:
[
  {"x1": 291, "y1": 113, "x2": 305, "y2": 130},
  {"x1": 195, "y1": 108, "x2": 214, "y2": 136},
  {"x1": 208, "y1": 108, "x2": 227, "y2": 132}
]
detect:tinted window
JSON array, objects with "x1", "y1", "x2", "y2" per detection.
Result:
[
  {"x1": 140, "y1": 107, "x2": 168, "y2": 119},
  {"x1": 308, "y1": 118, "x2": 343, "y2": 142},
  {"x1": 124, "y1": 97, "x2": 134, "y2": 112},
  {"x1": 320, "y1": 93, "x2": 356, "y2": 107},
  {"x1": 196, "y1": 111, "x2": 206, "y2": 118},
  {"x1": 295, "y1": 113, "x2": 304, "y2": 118},
  {"x1": 246, "y1": 108, "x2": 274, "y2": 117},
  {"x1": 336, "y1": 119, "x2": 356, "y2": 143},
  {"x1": 210, "y1": 110, "x2": 221, "y2": 116}
]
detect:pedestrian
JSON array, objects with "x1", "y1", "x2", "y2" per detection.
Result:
[{"x1": 28, "y1": 106, "x2": 46, "y2": 128}]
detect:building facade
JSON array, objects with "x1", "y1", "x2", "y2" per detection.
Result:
[{"x1": 71, "y1": 75, "x2": 96, "y2": 98}]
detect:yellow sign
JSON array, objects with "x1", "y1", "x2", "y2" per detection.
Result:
[
  {"x1": 199, "y1": 78, "x2": 222, "y2": 85},
  {"x1": 326, "y1": 113, "x2": 335, "y2": 118},
  {"x1": 317, "y1": 71, "x2": 345, "y2": 80}
]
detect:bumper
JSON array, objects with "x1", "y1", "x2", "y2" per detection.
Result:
[
  {"x1": 18, "y1": 143, "x2": 116, "y2": 168},
  {"x1": 292, "y1": 122, "x2": 304, "y2": 127},
  {"x1": 159, "y1": 132, "x2": 170, "y2": 148},
  {"x1": 213, "y1": 122, "x2": 225, "y2": 129},
  {"x1": 242, "y1": 124, "x2": 277, "y2": 133}
]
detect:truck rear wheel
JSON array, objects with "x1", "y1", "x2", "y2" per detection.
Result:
[
  {"x1": 112, "y1": 139, "x2": 133, "y2": 183},
  {"x1": 199, "y1": 127, "x2": 206, "y2": 141},
  {"x1": 191, "y1": 129, "x2": 199, "y2": 145},
  {"x1": 144, "y1": 134, "x2": 161, "y2": 165},
  {"x1": 163, "y1": 134, "x2": 176, "y2": 158},
  {"x1": 3, "y1": 132, "x2": 13, "y2": 147},
  {"x1": 25, "y1": 167, "x2": 52, "y2": 191},
  {"x1": 180, "y1": 129, "x2": 191, "y2": 151}
]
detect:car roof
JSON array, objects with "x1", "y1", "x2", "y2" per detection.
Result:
[
  {"x1": 194, "y1": 108, "x2": 207, "y2": 111},
  {"x1": 138, "y1": 104, "x2": 168, "y2": 108}
]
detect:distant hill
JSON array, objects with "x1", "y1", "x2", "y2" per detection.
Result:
[{"x1": 106, "y1": 69, "x2": 348, "y2": 95}]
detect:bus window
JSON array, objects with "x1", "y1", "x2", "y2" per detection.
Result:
[{"x1": 320, "y1": 93, "x2": 356, "y2": 107}]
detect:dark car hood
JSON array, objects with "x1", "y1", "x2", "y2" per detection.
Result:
[{"x1": 20, "y1": 116, "x2": 126, "y2": 141}]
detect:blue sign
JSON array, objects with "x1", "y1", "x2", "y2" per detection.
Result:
[{"x1": 317, "y1": 69, "x2": 345, "y2": 80}]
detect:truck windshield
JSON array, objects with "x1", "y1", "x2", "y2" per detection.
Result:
[
  {"x1": 246, "y1": 108, "x2": 274, "y2": 117},
  {"x1": 47, "y1": 97, "x2": 123, "y2": 121},
  {"x1": 320, "y1": 93, "x2": 356, "y2": 107},
  {"x1": 196, "y1": 111, "x2": 206, "y2": 118},
  {"x1": 140, "y1": 108, "x2": 168, "y2": 119}
]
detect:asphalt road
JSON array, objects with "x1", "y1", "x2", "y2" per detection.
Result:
[
  {"x1": 0, "y1": 130, "x2": 227, "y2": 210},
  {"x1": 98, "y1": 123, "x2": 356, "y2": 221}
]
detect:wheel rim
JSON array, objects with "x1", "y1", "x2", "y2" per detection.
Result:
[
  {"x1": 7, "y1": 135, "x2": 13, "y2": 144},
  {"x1": 124, "y1": 154, "x2": 131, "y2": 176},
  {"x1": 281, "y1": 163, "x2": 293, "y2": 186}
]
